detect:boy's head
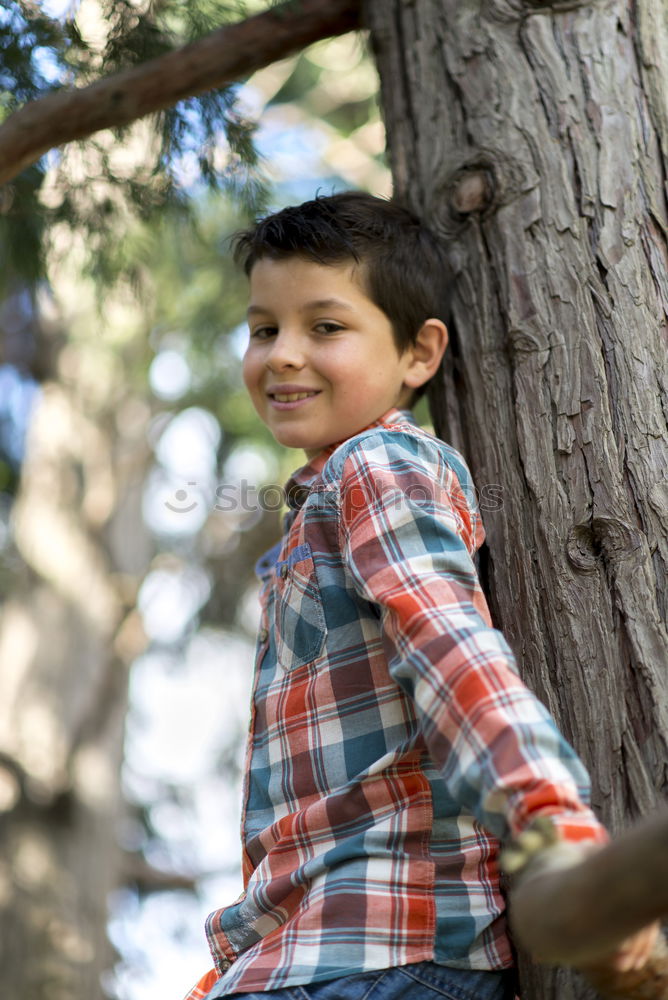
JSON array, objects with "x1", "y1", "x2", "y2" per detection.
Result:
[
  {"x1": 233, "y1": 191, "x2": 450, "y2": 358},
  {"x1": 233, "y1": 192, "x2": 449, "y2": 457}
]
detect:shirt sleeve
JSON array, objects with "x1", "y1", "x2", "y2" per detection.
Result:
[{"x1": 335, "y1": 430, "x2": 607, "y2": 846}]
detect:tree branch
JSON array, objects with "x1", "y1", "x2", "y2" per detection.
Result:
[
  {"x1": 122, "y1": 851, "x2": 198, "y2": 894},
  {"x1": 509, "y1": 810, "x2": 668, "y2": 998},
  {"x1": 510, "y1": 810, "x2": 668, "y2": 964},
  {"x1": 0, "y1": 0, "x2": 362, "y2": 186}
]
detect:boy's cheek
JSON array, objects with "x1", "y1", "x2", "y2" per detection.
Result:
[
  {"x1": 241, "y1": 353, "x2": 254, "y2": 388},
  {"x1": 241, "y1": 359, "x2": 263, "y2": 402}
]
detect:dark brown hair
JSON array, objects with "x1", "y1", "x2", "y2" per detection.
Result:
[{"x1": 232, "y1": 191, "x2": 450, "y2": 355}]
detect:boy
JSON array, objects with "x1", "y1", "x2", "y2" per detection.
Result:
[{"x1": 185, "y1": 193, "x2": 654, "y2": 1000}]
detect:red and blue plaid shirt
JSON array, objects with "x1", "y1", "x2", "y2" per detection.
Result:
[{"x1": 185, "y1": 408, "x2": 606, "y2": 999}]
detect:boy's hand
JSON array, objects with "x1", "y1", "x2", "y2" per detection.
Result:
[
  {"x1": 602, "y1": 921, "x2": 661, "y2": 974},
  {"x1": 580, "y1": 922, "x2": 668, "y2": 999}
]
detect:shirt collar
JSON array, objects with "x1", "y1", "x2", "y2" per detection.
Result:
[
  {"x1": 284, "y1": 407, "x2": 418, "y2": 507},
  {"x1": 255, "y1": 408, "x2": 419, "y2": 580}
]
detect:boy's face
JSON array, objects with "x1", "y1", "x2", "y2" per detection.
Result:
[{"x1": 243, "y1": 257, "x2": 418, "y2": 458}]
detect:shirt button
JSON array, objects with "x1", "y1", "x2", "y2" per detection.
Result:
[
  {"x1": 280, "y1": 563, "x2": 289, "y2": 578},
  {"x1": 258, "y1": 627, "x2": 269, "y2": 643},
  {"x1": 219, "y1": 957, "x2": 232, "y2": 971}
]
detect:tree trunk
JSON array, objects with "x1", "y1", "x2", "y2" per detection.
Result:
[
  {"x1": 0, "y1": 373, "x2": 152, "y2": 999},
  {"x1": 365, "y1": 0, "x2": 668, "y2": 997}
]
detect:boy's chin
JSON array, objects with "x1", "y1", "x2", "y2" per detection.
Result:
[{"x1": 272, "y1": 432, "x2": 326, "y2": 455}]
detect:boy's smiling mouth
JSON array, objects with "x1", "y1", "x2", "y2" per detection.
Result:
[
  {"x1": 273, "y1": 391, "x2": 317, "y2": 402},
  {"x1": 266, "y1": 384, "x2": 322, "y2": 407}
]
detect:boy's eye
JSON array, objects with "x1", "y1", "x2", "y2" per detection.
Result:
[
  {"x1": 250, "y1": 325, "x2": 277, "y2": 340},
  {"x1": 314, "y1": 322, "x2": 344, "y2": 335}
]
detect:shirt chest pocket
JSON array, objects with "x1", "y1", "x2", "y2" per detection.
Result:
[{"x1": 274, "y1": 543, "x2": 327, "y2": 671}]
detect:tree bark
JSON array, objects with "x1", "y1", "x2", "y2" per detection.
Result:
[
  {"x1": 365, "y1": 0, "x2": 668, "y2": 997},
  {"x1": 0, "y1": 0, "x2": 360, "y2": 186}
]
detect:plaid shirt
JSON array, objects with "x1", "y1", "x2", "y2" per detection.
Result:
[{"x1": 185, "y1": 408, "x2": 606, "y2": 1000}]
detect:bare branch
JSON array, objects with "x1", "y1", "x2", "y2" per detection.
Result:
[
  {"x1": 122, "y1": 852, "x2": 198, "y2": 894},
  {"x1": 509, "y1": 809, "x2": 668, "y2": 996},
  {"x1": 0, "y1": 0, "x2": 362, "y2": 186}
]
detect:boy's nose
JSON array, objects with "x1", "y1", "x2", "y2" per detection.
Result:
[{"x1": 265, "y1": 331, "x2": 305, "y2": 371}]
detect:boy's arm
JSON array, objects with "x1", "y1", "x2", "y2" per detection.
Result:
[
  {"x1": 335, "y1": 431, "x2": 606, "y2": 846},
  {"x1": 335, "y1": 434, "x2": 668, "y2": 985}
]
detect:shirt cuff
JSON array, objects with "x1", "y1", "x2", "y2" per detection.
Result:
[{"x1": 546, "y1": 810, "x2": 610, "y2": 845}]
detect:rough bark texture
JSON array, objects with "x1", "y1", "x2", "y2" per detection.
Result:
[
  {"x1": 0, "y1": 0, "x2": 360, "y2": 186},
  {"x1": 366, "y1": 0, "x2": 668, "y2": 997}
]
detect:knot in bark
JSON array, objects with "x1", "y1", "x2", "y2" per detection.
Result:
[
  {"x1": 428, "y1": 149, "x2": 527, "y2": 236},
  {"x1": 567, "y1": 516, "x2": 643, "y2": 572},
  {"x1": 566, "y1": 523, "x2": 600, "y2": 572},
  {"x1": 591, "y1": 515, "x2": 643, "y2": 561},
  {"x1": 450, "y1": 169, "x2": 494, "y2": 216}
]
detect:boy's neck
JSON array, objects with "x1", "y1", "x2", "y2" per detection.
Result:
[{"x1": 301, "y1": 405, "x2": 415, "y2": 463}]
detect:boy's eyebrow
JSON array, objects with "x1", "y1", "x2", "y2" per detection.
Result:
[
  {"x1": 246, "y1": 297, "x2": 356, "y2": 317},
  {"x1": 302, "y1": 298, "x2": 356, "y2": 312}
]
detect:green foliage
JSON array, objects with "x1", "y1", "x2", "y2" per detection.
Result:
[
  {"x1": 0, "y1": 166, "x2": 47, "y2": 288},
  {"x1": 138, "y1": 195, "x2": 280, "y2": 454},
  {"x1": 0, "y1": 1, "x2": 387, "y2": 294},
  {"x1": 0, "y1": 4, "x2": 83, "y2": 113},
  {"x1": 0, "y1": 0, "x2": 270, "y2": 292}
]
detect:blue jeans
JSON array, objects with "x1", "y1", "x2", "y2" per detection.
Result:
[{"x1": 225, "y1": 962, "x2": 517, "y2": 1000}]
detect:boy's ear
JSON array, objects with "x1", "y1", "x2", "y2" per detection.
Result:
[{"x1": 404, "y1": 319, "x2": 449, "y2": 390}]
